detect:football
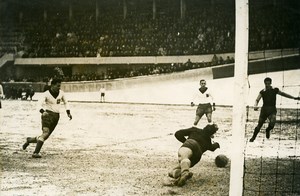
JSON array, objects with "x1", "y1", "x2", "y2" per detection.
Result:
[{"x1": 215, "y1": 154, "x2": 229, "y2": 168}]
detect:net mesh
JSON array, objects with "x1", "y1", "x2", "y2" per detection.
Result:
[{"x1": 242, "y1": 55, "x2": 300, "y2": 195}]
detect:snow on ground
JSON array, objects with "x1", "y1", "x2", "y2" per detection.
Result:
[
  {"x1": 0, "y1": 70, "x2": 299, "y2": 195},
  {"x1": 32, "y1": 69, "x2": 300, "y2": 108}
]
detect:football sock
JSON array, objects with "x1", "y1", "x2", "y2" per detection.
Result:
[{"x1": 33, "y1": 140, "x2": 44, "y2": 154}]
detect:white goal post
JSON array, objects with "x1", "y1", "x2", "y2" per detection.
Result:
[{"x1": 229, "y1": 0, "x2": 249, "y2": 195}]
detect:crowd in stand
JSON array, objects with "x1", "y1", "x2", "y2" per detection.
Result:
[
  {"x1": 17, "y1": 5, "x2": 235, "y2": 58},
  {"x1": 0, "y1": 0, "x2": 299, "y2": 58},
  {"x1": 0, "y1": 0, "x2": 298, "y2": 91}
]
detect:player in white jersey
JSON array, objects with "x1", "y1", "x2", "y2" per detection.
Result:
[
  {"x1": 100, "y1": 86, "x2": 106, "y2": 103},
  {"x1": 22, "y1": 78, "x2": 72, "y2": 158},
  {"x1": 191, "y1": 79, "x2": 215, "y2": 126}
]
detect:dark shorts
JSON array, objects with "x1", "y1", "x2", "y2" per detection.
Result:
[
  {"x1": 101, "y1": 93, "x2": 105, "y2": 97},
  {"x1": 196, "y1": 103, "x2": 212, "y2": 117},
  {"x1": 42, "y1": 110, "x2": 60, "y2": 133},
  {"x1": 259, "y1": 106, "x2": 277, "y2": 123},
  {"x1": 181, "y1": 139, "x2": 203, "y2": 167}
]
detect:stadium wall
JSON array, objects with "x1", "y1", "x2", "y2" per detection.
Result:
[
  {"x1": 1, "y1": 65, "x2": 213, "y2": 93},
  {"x1": 212, "y1": 54, "x2": 300, "y2": 79},
  {"x1": 61, "y1": 66, "x2": 213, "y2": 92},
  {"x1": 13, "y1": 54, "x2": 219, "y2": 65},
  {"x1": 8, "y1": 48, "x2": 298, "y2": 81},
  {"x1": 2, "y1": 49, "x2": 299, "y2": 93}
]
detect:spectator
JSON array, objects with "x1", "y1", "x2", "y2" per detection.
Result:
[{"x1": 26, "y1": 85, "x2": 35, "y2": 100}]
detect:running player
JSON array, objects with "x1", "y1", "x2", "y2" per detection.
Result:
[
  {"x1": 250, "y1": 77, "x2": 300, "y2": 142},
  {"x1": 22, "y1": 78, "x2": 72, "y2": 158}
]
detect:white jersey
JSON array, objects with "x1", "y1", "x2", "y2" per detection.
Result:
[
  {"x1": 100, "y1": 87, "x2": 105, "y2": 93},
  {"x1": 38, "y1": 90, "x2": 70, "y2": 113},
  {"x1": 192, "y1": 88, "x2": 214, "y2": 105}
]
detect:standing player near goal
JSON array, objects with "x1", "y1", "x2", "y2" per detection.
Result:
[
  {"x1": 191, "y1": 79, "x2": 216, "y2": 126},
  {"x1": 249, "y1": 77, "x2": 300, "y2": 142},
  {"x1": 22, "y1": 78, "x2": 72, "y2": 158}
]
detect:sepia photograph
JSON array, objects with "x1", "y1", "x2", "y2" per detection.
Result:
[{"x1": 0, "y1": 0, "x2": 299, "y2": 195}]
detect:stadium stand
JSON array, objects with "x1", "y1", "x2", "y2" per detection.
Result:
[
  {"x1": 0, "y1": 0, "x2": 299, "y2": 58},
  {"x1": 0, "y1": 0, "x2": 299, "y2": 85}
]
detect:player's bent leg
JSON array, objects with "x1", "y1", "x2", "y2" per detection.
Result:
[
  {"x1": 206, "y1": 113, "x2": 213, "y2": 125},
  {"x1": 250, "y1": 120, "x2": 264, "y2": 142},
  {"x1": 178, "y1": 147, "x2": 192, "y2": 162},
  {"x1": 265, "y1": 123, "x2": 275, "y2": 139},
  {"x1": 32, "y1": 140, "x2": 43, "y2": 158},
  {"x1": 168, "y1": 165, "x2": 181, "y2": 179},
  {"x1": 250, "y1": 127, "x2": 260, "y2": 142},
  {"x1": 180, "y1": 159, "x2": 191, "y2": 174},
  {"x1": 22, "y1": 137, "x2": 37, "y2": 150},
  {"x1": 40, "y1": 127, "x2": 52, "y2": 141},
  {"x1": 266, "y1": 115, "x2": 276, "y2": 139},
  {"x1": 176, "y1": 147, "x2": 193, "y2": 186},
  {"x1": 32, "y1": 128, "x2": 50, "y2": 158},
  {"x1": 177, "y1": 158, "x2": 192, "y2": 187},
  {"x1": 193, "y1": 115, "x2": 200, "y2": 126}
]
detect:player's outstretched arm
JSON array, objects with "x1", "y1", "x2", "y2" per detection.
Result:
[
  {"x1": 175, "y1": 128, "x2": 194, "y2": 143},
  {"x1": 278, "y1": 90, "x2": 300, "y2": 100},
  {"x1": 208, "y1": 142, "x2": 220, "y2": 151}
]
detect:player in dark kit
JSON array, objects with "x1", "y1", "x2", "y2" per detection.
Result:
[
  {"x1": 250, "y1": 77, "x2": 300, "y2": 142},
  {"x1": 22, "y1": 78, "x2": 72, "y2": 158},
  {"x1": 168, "y1": 124, "x2": 220, "y2": 186}
]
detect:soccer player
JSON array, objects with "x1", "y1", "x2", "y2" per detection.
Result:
[
  {"x1": 191, "y1": 79, "x2": 215, "y2": 126},
  {"x1": 100, "y1": 86, "x2": 106, "y2": 103},
  {"x1": 22, "y1": 78, "x2": 72, "y2": 158},
  {"x1": 26, "y1": 85, "x2": 35, "y2": 100},
  {"x1": 249, "y1": 77, "x2": 300, "y2": 142},
  {"x1": 168, "y1": 124, "x2": 220, "y2": 186}
]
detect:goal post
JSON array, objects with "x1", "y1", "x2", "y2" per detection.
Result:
[{"x1": 229, "y1": 0, "x2": 249, "y2": 195}]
